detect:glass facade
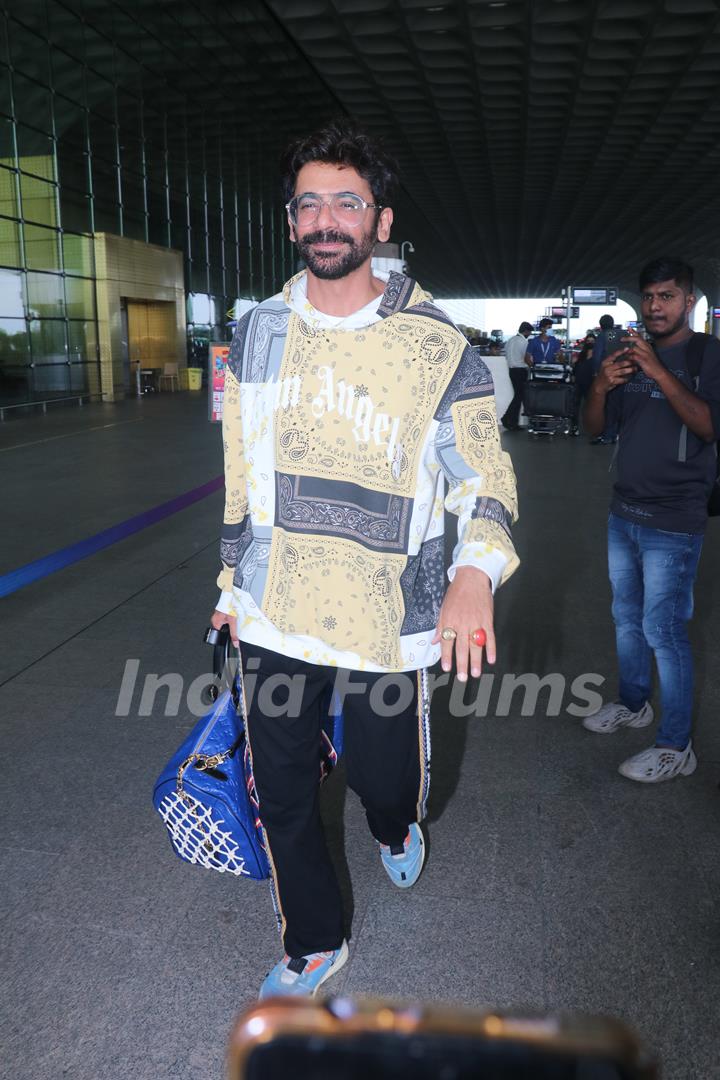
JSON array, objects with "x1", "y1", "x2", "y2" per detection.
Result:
[{"x1": 0, "y1": 2, "x2": 296, "y2": 408}]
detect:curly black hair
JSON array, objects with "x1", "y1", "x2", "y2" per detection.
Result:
[{"x1": 280, "y1": 118, "x2": 399, "y2": 207}]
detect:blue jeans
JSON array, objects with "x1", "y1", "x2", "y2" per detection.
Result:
[{"x1": 607, "y1": 513, "x2": 703, "y2": 750}]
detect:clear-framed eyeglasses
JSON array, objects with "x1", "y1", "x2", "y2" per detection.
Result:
[{"x1": 285, "y1": 192, "x2": 382, "y2": 228}]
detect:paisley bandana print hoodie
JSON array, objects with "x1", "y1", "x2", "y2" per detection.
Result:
[{"x1": 216, "y1": 270, "x2": 519, "y2": 673}]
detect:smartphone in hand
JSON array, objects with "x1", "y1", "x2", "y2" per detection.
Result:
[{"x1": 605, "y1": 328, "x2": 633, "y2": 357}]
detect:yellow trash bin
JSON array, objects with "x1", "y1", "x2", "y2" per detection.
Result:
[{"x1": 187, "y1": 367, "x2": 203, "y2": 391}]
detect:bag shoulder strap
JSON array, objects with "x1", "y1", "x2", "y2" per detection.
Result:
[{"x1": 686, "y1": 332, "x2": 713, "y2": 382}]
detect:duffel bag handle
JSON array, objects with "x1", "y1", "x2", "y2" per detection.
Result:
[{"x1": 204, "y1": 624, "x2": 240, "y2": 709}]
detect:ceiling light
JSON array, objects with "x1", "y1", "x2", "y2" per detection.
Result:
[{"x1": 426, "y1": 5, "x2": 446, "y2": 11}]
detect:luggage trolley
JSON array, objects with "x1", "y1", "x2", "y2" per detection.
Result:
[{"x1": 523, "y1": 362, "x2": 578, "y2": 437}]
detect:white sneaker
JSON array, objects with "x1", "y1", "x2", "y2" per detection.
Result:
[
  {"x1": 582, "y1": 701, "x2": 654, "y2": 734},
  {"x1": 619, "y1": 740, "x2": 697, "y2": 783}
]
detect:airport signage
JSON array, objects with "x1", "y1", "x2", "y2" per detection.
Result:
[{"x1": 571, "y1": 287, "x2": 618, "y2": 306}]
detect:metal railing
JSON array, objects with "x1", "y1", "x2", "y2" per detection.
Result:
[{"x1": 0, "y1": 394, "x2": 99, "y2": 422}]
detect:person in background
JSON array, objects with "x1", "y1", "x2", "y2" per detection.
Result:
[
  {"x1": 582, "y1": 256, "x2": 720, "y2": 782},
  {"x1": 501, "y1": 320, "x2": 533, "y2": 431},
  {"x1": 526, "y1": 318, "x2": 562, "y2": 365},
  {"x1": 589, "y1": 314, "x2": 618, "y2": 443},
  {"x1": 572, "y1": 331, "x2": 597, "y2": 417}
]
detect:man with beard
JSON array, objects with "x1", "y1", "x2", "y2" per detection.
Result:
[
  {"x1": 582, "y1": 257, "x2": 720, "y2": 782},
  {"x1": 210, "y1": 119, "x2": 518, "y2": 996}
]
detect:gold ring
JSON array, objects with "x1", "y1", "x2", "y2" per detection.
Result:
[{"x1": 440, "y1": 627, "x2": 457, "y2": 641}]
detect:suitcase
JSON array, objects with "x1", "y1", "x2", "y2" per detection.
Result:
[
  {"x1": 523, "y1": 370, "x2": 578, "y2": 436},
  {"x1": 527, "y1": 362, "x2": 570, "y2": 383}
]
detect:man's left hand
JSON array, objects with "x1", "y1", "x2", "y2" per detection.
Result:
[
  {"x1": 432, "y1": 566, "x2": 495, "y2": 682},
  {"x1": 623, "y1": 330, "x2": 662, "y2": 379}
]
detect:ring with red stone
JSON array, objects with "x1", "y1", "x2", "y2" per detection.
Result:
[{"x1": 470, "y1": 628, "x2": 487, "y2": 647}]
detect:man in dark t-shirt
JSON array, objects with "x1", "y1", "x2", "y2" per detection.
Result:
[{"x1": 582, "y1": 257, "x2": 720, "y2": 783}]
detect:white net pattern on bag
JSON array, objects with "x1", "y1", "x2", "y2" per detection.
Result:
[{"x1": 158, "y1": 791, "x2": 252, "y2": 876}]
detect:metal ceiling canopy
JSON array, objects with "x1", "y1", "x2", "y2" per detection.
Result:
[
  {"x1": 266, "y1": 0, "x2": 720, "y2": 298},
  {"x1": 6, "y1": 0, "x2": 720, "y2": 298}
]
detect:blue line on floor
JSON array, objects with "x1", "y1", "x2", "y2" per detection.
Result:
[{"x1": 0, "y1": 475, "x2": 224, "y2": 599}]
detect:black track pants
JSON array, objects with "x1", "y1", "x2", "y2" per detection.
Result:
[{"x1": 240, "y1": 644, "x2": 430, "y2": 958}]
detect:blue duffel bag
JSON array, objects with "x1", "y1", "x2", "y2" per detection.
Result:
[{"x1": 153, "y1": 628, "x2": 343, "y2": 880}]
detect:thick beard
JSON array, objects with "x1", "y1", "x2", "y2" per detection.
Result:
[{"x1": 296, "y1": 227, "x2": 377, "y2": 280}]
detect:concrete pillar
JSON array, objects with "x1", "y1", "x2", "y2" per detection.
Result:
[
  {"x1": 703, "y1": 283, "x2": 720, "y2": 339},
  {"x1": 695, "y1": 261, "x2": 720, "y2": 339},
  {"x1": 619, "y1": 289, "x2": 640, "y2": 323}
]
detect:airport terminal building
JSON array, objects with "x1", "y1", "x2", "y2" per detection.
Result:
[{"x1": 2, "y1": 4, "x2": 720, "y2": 1079}]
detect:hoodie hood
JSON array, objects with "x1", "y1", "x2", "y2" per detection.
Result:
[{"x1": 282, "y1": 269, "x2": 431, "y2": 330}]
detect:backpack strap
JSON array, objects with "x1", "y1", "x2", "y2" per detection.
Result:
[
  {"x1": 678, "y1": 336, "x2": 720, "y2": 497},
  {"x1": 685, "y1": 332, "x2": 712, "y2": 384},
  {"x1": 678, "y1": 333, "x2": 713, "y2": 462}
]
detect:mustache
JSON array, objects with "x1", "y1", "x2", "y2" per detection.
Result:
[{"x1": 300, "y1": 229, "x2": 355, "y2": 247}]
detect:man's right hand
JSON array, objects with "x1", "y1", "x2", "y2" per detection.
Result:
[
  {"x1": 583, "y1": 350, "x2": 632, "y2": 437},
  {"x1": 211, "y1": 608, "x2": 239, "y2": 647}
]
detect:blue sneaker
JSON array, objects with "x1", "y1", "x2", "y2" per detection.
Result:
[
  {"x1": 379, "y1": 823, "x2": 425, "y2": 888},
  {"x1": 258, "y1": 941, "x2": 348, "y2": 999}
]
